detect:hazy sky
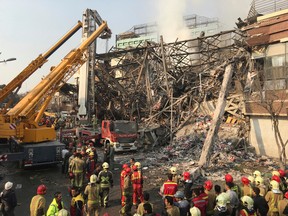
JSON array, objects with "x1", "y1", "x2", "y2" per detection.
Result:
[{"x1": 0, "y1": 0, "x2": 252, "y2": 93}]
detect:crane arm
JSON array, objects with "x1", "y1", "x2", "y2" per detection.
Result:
[{"x1": 0, "y1": 21, "x2": 83, "y2": 104}]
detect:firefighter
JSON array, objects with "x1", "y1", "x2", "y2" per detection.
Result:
[
  {"x1": 86, "y1": 152, "x2": 96, "y2": 180},
  {"x1": 120, "y1": 167, "x2": 133, "y2": 216},
  {"x1": 182, "y1": 171, "x2": 193, "y2": 201},
  {"x1": 239, "y1": 196, "x2": 256, "y2": 216},
  {"x1": 159, "y1": 173, "x2": 178, "y2": 199},
  {"x1": 134, "y1": 161, "x2": 142, "y2": 174},
  {"x1": 225, "y1": 173, "x2": 241, "y2": 199},
  {"x1": 255, "y1": 176, "x2": 267, "y2": 197},
  {"x1": 84, "y1": 174, "x2": 101, "y2": 216},
  {"x1": 30, "y1": 184, "x2": 47, "y2": 216},
  {"x1": 278, "y1": 169, "x2": 287, "y2": 192},
  {"x1": 46, "y1": 192, "x2": 65, "y2": 216},
  {"x1": 170, "y1": 166, "x2": 179, "y2": 185},
  {"x1": 204, "y1": 180, "x2": 216, "y2": 215},
  {"x1": 69, "y1": 152, "x2": 86, "y2": 189},
  {"x1": 278, "y1": 191, "x2": 288, "y2": 215},
  {"x1": 98, "y1": 162, "x2": 113, "y2": 208},
  {"x1": 265, "y1": 180, "x2": 283, "y2": 216},
  {"x1": 253, "y1": 170, "x2": 261, "y2": 179},
  {"x1": 70, "y1": 187, "x2": 84, "y2": 216},
  {"x1": 120, "y1": 164, "x2": 129, "y2": 207},
  {"x1": 241, "y1": 177, "x2": 253, "y2": 197},
  {"x1": 131, "y1": 165, "x2": 144, "y2": 207}
]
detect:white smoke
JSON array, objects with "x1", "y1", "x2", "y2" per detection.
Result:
[{"x1": 156, "y1": 0, "x2": 191, "y2": 43}]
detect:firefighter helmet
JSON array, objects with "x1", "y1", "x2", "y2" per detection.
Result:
[
  {"x1": 183, "y1": 172, "x2": 190, "y2": 181},
  {"x1": 102, "y1": 162, "x2": 109, "y2": 169},
  {"x1": 122, "y1": 163, "x2": 129, "y2": 169},
  {"x1": 170, "y1": 166, "x2": 177, "y2": 174},
  {"x1": 90, "y1": 174, "x2": 97, "y2": 183},
  {"x1": 37, "y1": 184, "x2": 47, "y2": 195},
  {"x1": 174, "y1": 191, "x2": 184, "y2": 199},
  {"x1": 255, "y1": 176, "x2": 264, "y2": 186},
  {"x1": 135, "y1": 162, "x2": 141, "y2": 169},
  {"x1": 241, "y1": 195, "x2": 254, "y2": 209},
  {"x1": 241, "y1": 176, "x2": 250, "y2": 185},
  {"x1": 253, "y1": 170, "x2": 261, "y2": 178},
  {"x1": 86, "y1": 148, "x2": 92, "y2": 154},
  {"x1": 272, "y1": 171, "x2": 280, "y2": 177},
  {"x1": 225, "y1": 174, "x2": 233, "y2": 183},
  {"x1": 89, "y1": 152, "x2": 94, "y2": 157},
  {"x1": 285, "y1": 191, "x2": 288, "y2": 199},
  {"x1": 270, "y1": 180, "x2": 279, "y2": 190},
  {"x1": 132, "y1": 165, "x2": 138, "y2": 171},
  {"x1": 190, "y1": 206, "x2": 201, "y2": 216},
  {"x1": 279, "y1": 169, "x2": 285, "y2": 177},
  {"x1": 125, "y1": 167, "x2": 131, "y2": 175},
  {"x1": 204, "y1": 180, "x2": 213, "y2": 191},
  {"x1": 272, "y1": 175, "x2": 281, "y2": 183},
  {"x1": 248, "y1": 176, "x2": 254, "y2": 183},
  {"x1": 216, "y1": 193, "x2": 228, "y2": 207}
]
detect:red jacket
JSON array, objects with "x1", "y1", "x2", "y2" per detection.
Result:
[
  {"x1": 192, "y1": 196, "x2": 207, "y2": 216},
  {"x1": 131, "y1": 170, "x2": 143, "y2": 185},
  {"x1": 162, "y1": 180, "x2": 178, "y2": 196}
]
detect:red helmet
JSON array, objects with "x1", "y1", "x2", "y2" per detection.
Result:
[
  {"x1": 125, "y1": 168, "x2": 131, "y2": 175},
  {"x1": 37, "y1": 184, "x2": 47, "y2": 195},
  {"x1": 241, "y1": 177, "x2": 250, "y2": 185},
  {"x1": 132, "y1": 165, "x2": 138, "y2": 171},
  {"x1": 225, "y1": 174, "x2": 233, "y2": 183},
  {"x1": 285, "y1": 192, "x2": 288, "y2": 199},
  {"x1": 272, "y1": 175, "x2": 281, "y2": 183},
  {"x1": 204, "y1": 180, "x2": 213, "y2": 191},
  {"x1": 279, "y1": 169, "x2": 285, "y2": 177},
  {"x1": 183, "y1": 172, "x2": 190, "y2": 181},
  {"x1": 89, "y1": 142, "x2": 94, "y2": 147},
  {"x1": 122, "y1": 164, "x2": 129, "y2": 169}
]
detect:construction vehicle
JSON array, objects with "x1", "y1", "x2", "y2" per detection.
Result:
[
  {"x1": 0, "y1": 14, "x2": 111, "y2": 167},
  {"x1": 101, "y1": 120, "x2": 138, "y2": 152}
]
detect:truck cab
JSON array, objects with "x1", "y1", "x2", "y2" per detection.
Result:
[{"x1": 101, "y1": 120, "x2": 138, "y2": 152}]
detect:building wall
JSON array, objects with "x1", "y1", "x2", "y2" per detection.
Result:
[{"x1": 250, "y1": 116, "x2": 288, "y2": 158}]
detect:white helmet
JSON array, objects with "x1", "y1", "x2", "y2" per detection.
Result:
[
  {"x1": 270, "y1": 180, "x2": 279, "y2": 190},
  {"x1": 216, "y1": 193, "x2": 228, "y2": 207},
  {"x1": 90, "y1": 174, "x2": 97, "y2": 183},
  {"x1": 241, "y1": 195, "x2": 254, "y2": 210},
  {"x1": 170, "y1": 166, "x2": 177, "y2": 175},
  {"x1": 272, "y1": 171, "x2": 280, "y2": 177},
  {"x1": 190, "y1": 206, "x2": 201, "y2": 216},
  {"x1": 135, "y1": 162, "x2": 141, "y2": 169},
  {"x1": 255, "y1": 176, "x2": 264, "y2": 186},
  {"x1": 253, "y1": 170, "x2": 261, "y2": 178},
  {"x1": 248, "y1": 176, "x2": 254, "y2": 183},
  {"x1": 102, "y1": 162, "x2": 109, "y2": 169}
]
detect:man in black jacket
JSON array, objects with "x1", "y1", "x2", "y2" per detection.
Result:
[
  {"x1": 252, "y1": 187, "x2": 269, "y2": 216},
  {"x1": 0, "y1": 181, "x2": 17, "y2": 216}
]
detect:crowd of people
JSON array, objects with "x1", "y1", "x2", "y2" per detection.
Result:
[{"x1": 1, "y1": 138, "x2": 288, "y2": 216}]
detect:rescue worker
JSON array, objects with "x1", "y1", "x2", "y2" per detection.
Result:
[
  {"x1": 278, "y1": 169, "x2": 287, "y2": 192},
  {"x1": 70, "y1": 187, "x2": 84, "y2": 216},
  {"x1": 0, "y1": 181, "x2": 18, "y2": 216},
  {"x1": 252, "y1": 187, "x2": 269, "y2": 216},
  {"x1": 204, "y1": 180, "x2": 216, "y2": 215},
  {"x1": 192, "y1": 187, "x2": 207, "y2": 216},
  {"x1": 92, "y1": 163, "x2": 102, "y2": 179},
  {"x1": 170, "y1": 166, "x2": 179, "y2": 185},
  {"x1": 278, "y1": 191, "x2": 288, "y2": 216},
  {"x1": 253, "y1": 170, "x2": 261, "y2": 179},
  {"x1": 225, "y1": 181, "x2": 239, "y2": 216},
  {"x1": 182, "y1": 171, "x2": 193, "y2": 201},
  {"x1": 63, "y1": 144, "x2": 73, "y2": 176},
  {"x1": 241, "y1": 176, "x2": 253, "y2": 197},
  {"x1": 190, "y1": 206, "x2": 201, "y2": 216},
  {"x1": 174, "y1": 191, "x2": 190, "y2": 216},
  {"x1": 69, "y1": 152, "x2": 86, "y2": 189},
  {"x1": 120, "y1": 164, "x2": 129, "y2": 207},
  {"x1": 131, "y1": 165, "x2": 144, "y2": 207},
  {"x1": 130, "y1": 158, "x2": 136, "y2": 169},
  {"x1": 30, "y1": 184, "x2": 47, "y2": 216},
  {"x1": 98, "y1": 162, "x2": 113, "y2": 208},
  {"x1": 84, "y1": 174, "x2": 101, "y2": 216},
  {"x1": 225, "y1": 174, "x2": 241, "y2": 199},
  {"x1": 159, "y1": 173, "x2": 178, "y2": 199},
  {"x1": 248, "y1": 176, "x2": 255, "y2": 187},
  {"x1": 265, "y1": 180, "x2": 283, "y2": 216},
  {"x1": 120, "y1": 167, "x2": 133, "y2": 216},
  {"x1": 46, "y1": 192, "x2": 65, "y2": 216},
  {"x1": 213, "y1": 193, "x2": 230, "y2": 216},
  {"x1": 137, "y1": 192, "x2": 153, "y2": 216},
  {"x1": 86, "y1": 151, "x2": 96, "y2": 180},
  {"x1": 255, "y1": 176, "x2": 267, "y2": 197},
  {"x1": 239, "y1": 196, "x2": 256, "y2": 216}
]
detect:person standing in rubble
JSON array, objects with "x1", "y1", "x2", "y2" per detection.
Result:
[
  {"x1": 225, "y1": 174, "x2": 241, "y2": 199},
  {"x1": 225, "y1": 182, "x2": 239, "y2": 216},
  {"x1": 170, "y1": 167, "x2": 179, "y2": 185},
  {"x1": 254, "y1": 176, "x2": 267, "y2": 197},
  {"x1": 120, "y1": 164, "x2": 129, "y2": 208},
  {"x1": 0, "y1": 181, "x2": 18, "y2": 216},
  {"x1": 182, "y1": 171, "x2": 193, "y2": 202},
  {"x1": 203, "y1": 180, "x2": 216, "y2": 215},
  {"x1": 98, "y1": 162, "x2": 113, "y2": 208},
  {"x1": 265, "y1": 180, "x2": 283, "y2": 216},
  {"x1": 69, "y1": 152, "x2": 86, "y2": 189},
  {"x1": 239, "y1": 196, "x2": 256, "y2": 216},
  {"x1": 241, "y1": 177, "x2": 253, "y2": 197},
  {"x1": 131, "y1": 165, "x2": 144, "y2": 208},
  {"x1": 84, "y1": 174, "x2": 101, "y2": 216},
  {"x1": 159, "y1": 173, "x2": 178, "y2": 200},
  {"x1": 30, "y1": 184, "x2": 47, "y2": 216},
  {"x1": 120, "y1": 167, "x2": 133, "y2": 216}
]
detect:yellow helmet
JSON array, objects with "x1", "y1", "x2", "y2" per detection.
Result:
[
  {"x1": 90, "y1": 174, "x2": 97, "y2": 183},
  {"x1": 86, "y1": 148, "x2": 92, "y2": 154},
  {"x1": 270, "y1": 180, "x2": 279, "y2": 190},
  {"x1": 253, "y1": 170, "x2": 261, "y2": 178},
  {"x1": 241, "y1": 196, "x2": 254, "y2": 209},
  {"x1": 216, "y1": 193, "x2": 228, "y2": 207},
  {"x1": 255, "y1": 176, "x2": 264, "y2": 186},
  {"x1": 89, "y1": 152, "x2": 94, "y2": 157},
  {"x1": 170, "y1": 166, "x2": 177, "y2": 175},
  {"x1": 102, "y1": 162, "x2": 109, "y2": 169},
  {"x1": 272, "y1": 171, "x2": 280, "y2": 177},
  {"x1": 190, "y1": 206, "x2": 201, "y2": 216},
  {"x1": 135, "y1": 162, "x2": 141, "y2": 169},
  {"x1": 248, "y1": 176, "x2": 254, "y2": 183}
]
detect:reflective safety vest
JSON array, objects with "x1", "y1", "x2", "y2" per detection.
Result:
[
  {"x1": 131, "y1": 170, "x2": 143, "y2": 185},
  {"x1": 71, "y1": 157, "x2": 85, "y2": 174},
  {"x1": 70, "y1": 193, "x2": 84, "y2": 216},
  {"x1": 120, "y1": 170, "x2": 126, "y2": 188},
  {"x1": 163, "y1": 180, "x2": 178, "y2": 197},
  {"x1": 30, "y1": 195, "x2": 46, "y2": 216},
  {"x1": 98, "y1": 170, "x2": 113, "y2": 188}
]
